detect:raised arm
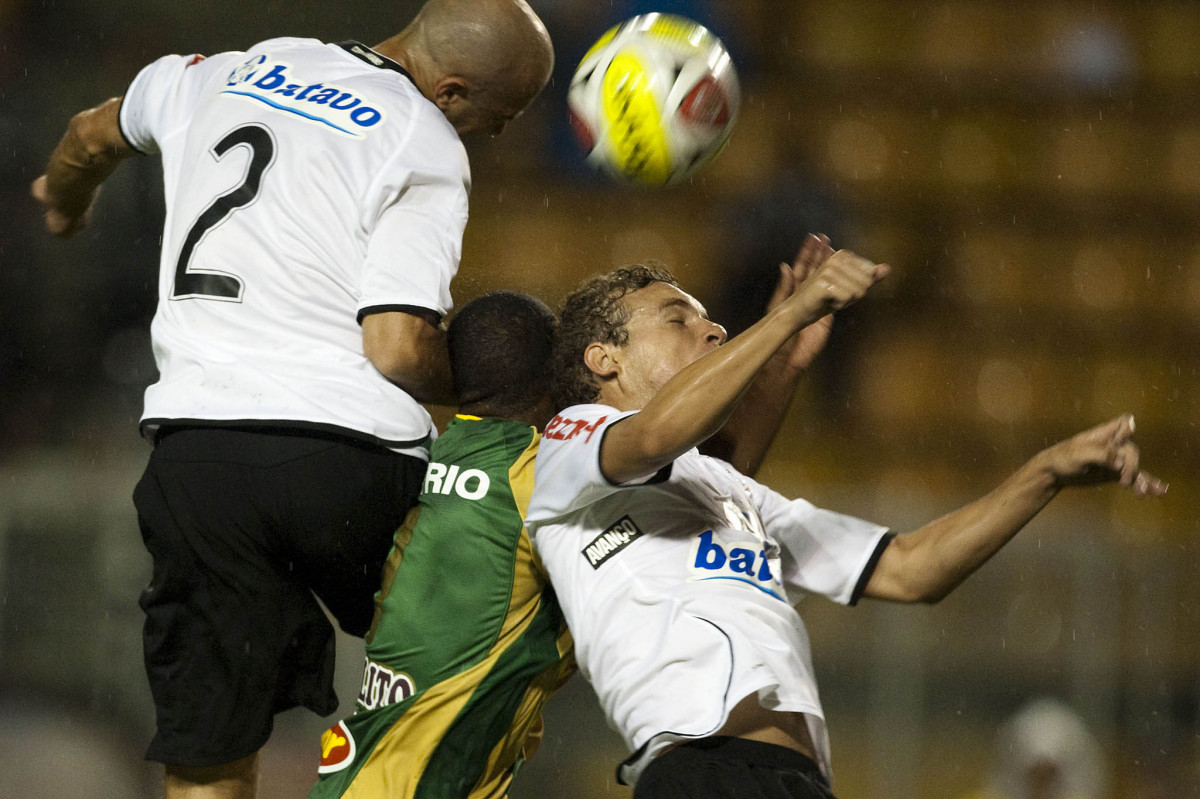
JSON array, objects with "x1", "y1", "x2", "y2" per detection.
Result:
[
  {"x1": 362, "y1": 309, "x2": 455, "y2": 405},
  {"x1": 31, "y1": 97, "x2": 134, "y2": 238},
  {"x1": 863, "y1": 414, "x2": 1168, "y2": 604},
  {"x1": 702, "y1": 233, "x2": 837, "y2": 475},
  {"x1": 601, "y1": 250, "x2": 889, "y2": 484}
]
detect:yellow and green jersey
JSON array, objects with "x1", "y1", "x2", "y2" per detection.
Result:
[{"x1": 310, "y1": 415, "x2": 574, "y2": 799}]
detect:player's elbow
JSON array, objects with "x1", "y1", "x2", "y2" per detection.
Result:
[
  {"x1": 364, "y1": 337, "x2": 415, "y2": 381},
  {"x1": 362, "y1": 314, "x2": 451, "y2": 403},
  {"x1": 365, "y1": 343, "x2": 439, "y2": 401},
  {"x1": 872, "y1": 576, "x2": 949, "y2": 605},
  {"x1": 913, "y1": 582, "x2": 952, "y2": 605}
]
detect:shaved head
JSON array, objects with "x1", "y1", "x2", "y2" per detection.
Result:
[
  {"x1": 376, "y1": 0, "x2": 554, "y2": 136},
  {"x1": 414, "y1": 0, "x2": 552, "y2": 88}
]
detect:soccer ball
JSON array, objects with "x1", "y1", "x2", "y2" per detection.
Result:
[{"x1": 568, "y1": 14, "x2": 740, "y2": 187}]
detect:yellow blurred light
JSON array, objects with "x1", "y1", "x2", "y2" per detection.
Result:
[
  {"x1": 826, "y1": 119, "x2": 889, "y2": 182},
  {"x1": 976, "y1": 358, "x2": 1033, "y2": 423}
]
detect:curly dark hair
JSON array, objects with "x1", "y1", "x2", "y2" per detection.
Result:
[
  {"x1": 447, "y1": 290, "x2": 557, "y2": 416},
  {"x1": 551, "y1": 262, "x2": 679, "y2": 410}
]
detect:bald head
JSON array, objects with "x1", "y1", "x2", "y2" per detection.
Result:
[{"x1": 376, "y1": 0, "x2": 554, "y2": 137}]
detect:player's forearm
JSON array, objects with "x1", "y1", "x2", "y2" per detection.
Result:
[
  {"x1": 40, "y1": 99, "x2": 132, "y2": 224},
  {"x1": 608, "y1": 253, "x2": 886, "y2": 483},
  {"x1": 866, "y1": 456, "x2": 1060, "y2": 604},
  {"x1": 611, "y1": 300, "x2": 817, "y2": 480}
]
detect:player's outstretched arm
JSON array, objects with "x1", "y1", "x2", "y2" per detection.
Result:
[
  {"x1": 31, "y1": 97, "x2": 134, "y2": 238},
  {"x1": 702, "y1": 233, "x2": 837, "y2": 476},
  {"x1": 362, "y1": 309, "x2": 455, "y2": 405},
  {"x1": 601, "y1": 250, "x2": 889, "y2": 485},
  {"x1": 863, "y1": 414, "x2": 1167, "y2": 604}
]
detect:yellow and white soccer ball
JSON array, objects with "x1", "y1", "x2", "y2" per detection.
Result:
[{"x1": 568, "y1": 13, "x2": 740, "y2": 187}]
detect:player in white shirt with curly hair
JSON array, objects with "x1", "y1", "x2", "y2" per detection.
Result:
[{"x1": 526, "y1": 236, "x2": 1165, "y2": 799}]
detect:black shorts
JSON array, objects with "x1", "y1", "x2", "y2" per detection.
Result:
[
  {"x1": 132, "y1": 426, "x2": 425, "y2": 767},
  {"x1": 634, "y1": 737, "x2": 837, "y2": 799}
]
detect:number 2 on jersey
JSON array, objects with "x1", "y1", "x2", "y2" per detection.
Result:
[{"x1": 171, "y1": 124, "x2": 276, "y2": 301}]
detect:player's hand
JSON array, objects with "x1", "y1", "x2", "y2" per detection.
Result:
[
  {"x1": 766, "y1": 233, "x2": 836, "y2": 372},
  {"x1": 30, "y1": 175, "x2": 96, "y2": 238},
  {"x1": 1038, "y1": 414, "x2": 1167, "y2": 497},
  {"x1": 786, "y1": 247, "x2": 890, "y2": 324}
]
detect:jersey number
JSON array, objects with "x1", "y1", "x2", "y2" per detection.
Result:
[{"x1": 171, "y1": 124, "x2": 276, "y2": 301}]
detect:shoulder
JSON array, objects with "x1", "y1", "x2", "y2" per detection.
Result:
[
  {"x1": 529, "y1": 406, "x2": 616, "y2": 481},
  {"x1": 433, "y1": 416, "x2": 538, "y2": 461},
  {"x1": 252, "y1": 36, "x2": 324, "y2": 51},
  {"x1": 528, "y1": 405, "x2": 643, "y2": 522},
  {"x1": 543, "y1": 404, "x2": 628, "y2": 444},
  {"x1": 328, "y1": 67, "x2": 463, "y2": 178},
  {"x1": 391, "y1": 92, "x2": 465, "y2": 173}
]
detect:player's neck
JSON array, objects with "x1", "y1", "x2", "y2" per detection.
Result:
[
  {"x1": 459, "y1": 399, "x2": 553, "y2": 431},
  {"x1": 371, "y1": 35, "x2": 434, "y2": 98},
  {"x1": 596, "y1": 383, "x2": 647, "y2": 414},
  {"x1": 370, "y1": 33, "x2": 406, "y2": 65}
]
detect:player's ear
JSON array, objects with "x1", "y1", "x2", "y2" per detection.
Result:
[
  {"x1": 432, "y1": 75, "x2": 469, "y2": 113},
  {"x1": 583, "y1": 341, "x2": 618, "y2": 381}
]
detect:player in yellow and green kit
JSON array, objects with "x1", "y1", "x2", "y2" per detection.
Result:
[{"x1": 309, "y1": 291, "x2": 572, "y2": 798}]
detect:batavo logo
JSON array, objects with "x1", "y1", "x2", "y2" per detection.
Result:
[
  {"x1": 318, "y1": 721, "x2": 356, "y2": 774},
  {"x1": 222, "y1": 54, "x2": 385, "y2": 138},
  {"x1": 687, "y1": 530, "x2": 784, "y2": 601}
]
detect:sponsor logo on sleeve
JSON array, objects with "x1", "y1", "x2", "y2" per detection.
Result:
[
  {"x1": 544, "y1": 413, "x2": 608, "y2": 442},
  {"x1": 222, "y1": 54, "x2": 385, "y2": 138},
  {"x1": 318, "y1": 721, "x2": 356, "y2": 774},
  {"x1": 583, "y1": 515, "x2": 643, "y2": 568}
]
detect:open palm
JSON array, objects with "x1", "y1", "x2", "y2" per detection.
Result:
[{"x1": 767, "y1": 233, "x2": 836, "y2": 371}]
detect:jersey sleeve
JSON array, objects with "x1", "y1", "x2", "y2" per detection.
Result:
[
  {"x1": 753, "y1": 483, "x2": 892, "y2": 606},
  {"x1": 357, "y1": 122, "x2": 469, "y2": 321},
  {"x1": 525, "y1": 405, "x2": 656, "y2": 525},
  {"x1": 119, "y1": 52, "x2": 227, "y2": 155}
]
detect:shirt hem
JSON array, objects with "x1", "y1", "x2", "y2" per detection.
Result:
[
  {"x1": 848, "y1": 531, "x2": 896, "y2": 606},
  {"x1": 598, "y1": 413, "x2": 674, "y2": 488},
  {"x1": 617, "y1": 691, "x2": 827, "y2": 787},
  {"x1": 140, "y1": 416, "x2": 432, "y2": 455},
  {"x1": 357, "y1": 303, "x2": 443, "y2": 326},
  {"x1": 116, "y1": 94, "x2": 150, "y2": 155}
]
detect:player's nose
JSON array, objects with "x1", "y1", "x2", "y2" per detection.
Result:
[{"x1": 705, "y1": 320, "x2": 727, "y2": 347}]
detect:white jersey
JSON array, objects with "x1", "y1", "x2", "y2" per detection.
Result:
[
  {"x1": 524, "y1": 404, "x2": 892, "y2": 785},
  {"x1": 119, "y1": 38, "x2": 470, "y2": 454}
]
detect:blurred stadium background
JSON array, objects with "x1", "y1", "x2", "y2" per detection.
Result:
[{"x1": 1, "y1": 1, "x2": 1197, "y2": 797}]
